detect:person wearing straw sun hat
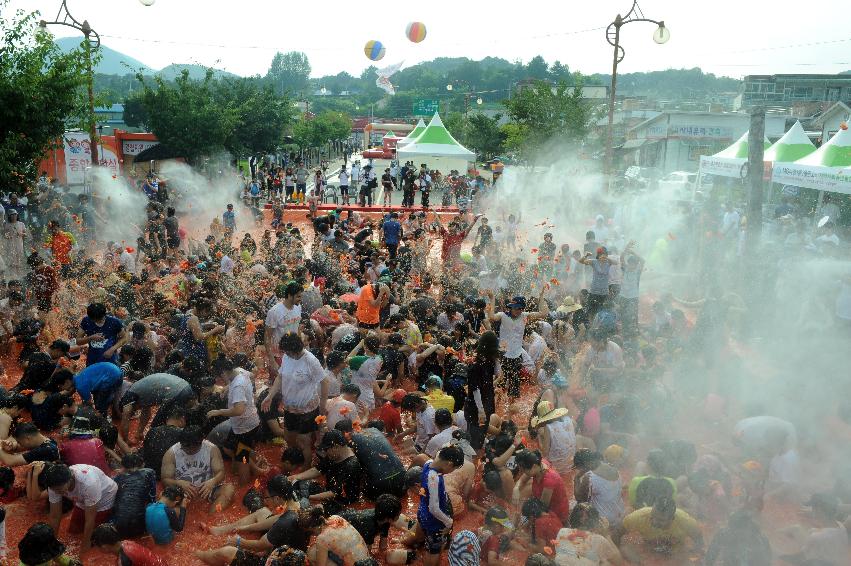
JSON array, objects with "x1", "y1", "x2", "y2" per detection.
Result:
[
  {"x1": 556, "y1": 295, "x2": 583, "y2": 317},
  {"x1": 530, "y1": 400, "x2": 576, "y2": 476}
]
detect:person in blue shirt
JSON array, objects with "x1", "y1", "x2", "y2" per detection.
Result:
[
  {"x1": 77, "y1": 303, "x2": 124, "y2": 366},
  {"x1": 411, "y1": 445, "x2": 464, "y2": 566},
  {"x1": 382, "y1": 212, "x2": 403, "y2": 259},
  {"x1": 73, "y1": 362, "x2": 123, "y2": 414},
  {"x1": 146, "y1": 484, "x2": 187, "y2": 544},
  {"x1": 223, "y1": 204, "x2": 236, "y2": 233},
  {"x1": 249, "y1": 179, "x2": 261, "y2": 208}
]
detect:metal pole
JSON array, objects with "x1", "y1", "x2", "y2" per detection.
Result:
[
  {"x1": 746, "y1": 106, "x2": 765, "y2": 256},
  {"x1": 605, "y1": 17, "x2": 622, "y2": 179},
  {"x1": 84, "y1": 25, "x2": 99, "y2": 166}
]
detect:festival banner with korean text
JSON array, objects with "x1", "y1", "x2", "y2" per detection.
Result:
[
  {"x1": 63, "y1": 132, "x2": 120, "y2": 185},
  {"x1": 771, "y1": 162, "x2": 851, "y2": 195},
  {"x1": 699, "y1": 155, "x2": 746, "y2": 178}
]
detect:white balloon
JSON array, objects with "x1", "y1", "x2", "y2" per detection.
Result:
[{"x1": 139, "y1": 0, "x2": 155, "y2": 6}]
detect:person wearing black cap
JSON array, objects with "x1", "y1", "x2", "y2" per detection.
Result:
[{"x1": 484, "y1": 287, "x2": 549, "y2": 399}]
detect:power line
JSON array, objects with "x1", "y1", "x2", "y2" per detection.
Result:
[{"x1": 99, "y1": 25, "x2": 607, "y2": 53}]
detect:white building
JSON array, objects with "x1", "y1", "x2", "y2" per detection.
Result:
[
  {"x1": 812, "y1": 101, "x2": 851, "y2": 143},
  {"x1": 625, "y1": 111, "x2": 789, "y2": 173}
]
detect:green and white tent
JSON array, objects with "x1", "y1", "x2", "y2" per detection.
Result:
[
  {"x1": 764, "y1": 121, "x2": 816, "y2": 163},
  {"x1": 396, "y1": 119, "x2": 426, "y2": 146},
  {"x1": 772, "y1": 126, "x2": 851, "y2": 194},
  {"x1": 396, "y1": 113, "x2": 476, "y2": 167},
  {"x1": 699, "y1": 130, "x2": 771, "y2": 178},
  {"x1": 383, "y1": 130, "x2": 397, "y2": 138}
]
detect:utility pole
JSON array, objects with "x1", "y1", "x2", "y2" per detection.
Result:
[
  {"x1": 745, "y1": 106, "x2": 765, "y2": 256},
  {"x1": 41, "y1": 0, "x2": 101, "y2": 167}
]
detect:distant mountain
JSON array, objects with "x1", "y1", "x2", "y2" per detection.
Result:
[
  {"x1": 55, "y1": 37, "x2": 236, "y2": 79},
  {"x1": 157, "y1": 64, "x2": 238, "y2": 81},
  {"x1": 55, "y1": 36, "x2": 153, "y2": 75}
]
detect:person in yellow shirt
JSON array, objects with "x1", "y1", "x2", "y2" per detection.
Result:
[
  {"x1": 424, "y1": 375, "x2": 456, "y2": 414},
  {"x1": 614, "y1": 496, "x2": 703, "y2": 559}
]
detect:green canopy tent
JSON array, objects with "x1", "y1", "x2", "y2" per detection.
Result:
[
  {"x1": 396, "y1": 113, "x2": 476, "y2": 174},
  {"x1": 698, "y1": 131, "x2": 771, "y2": 178},
  {"x1": 396, "y1": 119, "x2": 426, "y2": 147},
  {"x1": 764, "y1": 121, "x2": 816, "y2": 163},
  {"x1": 772, "y1": 125, "x2": 851, "y2": 195}
]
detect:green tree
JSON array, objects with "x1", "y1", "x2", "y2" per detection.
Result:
[
  {"x1": 501, "y1": 78, "x2": 592, "y2": 156},
  {"x1": 0, "y1": 2, "x2": 86, "y2": 191},
  {"x1": 266, "y1": 51, "x2": 311, "y2": 95},
  {"x1": 525, "y1": 55, "x2": 549, "y2": 80},
  {"x1": 216, "y1": 77, "x2": 295, "y2": 157},
  {"x1": 549, "y1": 61, "x2": 570, "y2": 82},
  {"x1": 292, "y1": 111, "x2": 352, "y2": 149},
  {"x1": 122, "y1": 92, "x2": 149, "y2": 129},
  {"x1": 465, "y1": 113, "x2": 505, "y2": 159},
  {"x1": 137, "y1": 69, "x2": 238, "y2": 163},
  {"x1": 442, "y1": 112, "x2": 466, "y2": 144}
]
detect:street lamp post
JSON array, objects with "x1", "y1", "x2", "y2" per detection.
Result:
[
  {"x1": 604, "y1": 0, "x2": 669, "y2": 178},
  {"x1": 446, "y1": 83, "x2": 483, "y2": 122},
  {"x1": 40, "y1": 0, "x2": 101, "y2": 167}
]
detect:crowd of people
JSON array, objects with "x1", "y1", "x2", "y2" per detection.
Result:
[{"x1": 0, "y1": 159, "x2": 848, "y2": 566}]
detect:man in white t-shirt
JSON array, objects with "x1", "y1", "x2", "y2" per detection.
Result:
[
  {"x1": 207, "y1": 357, "x2": 261, "y2": 485},
  {"x1": 325, "y1": 383, "x2": 364, "y2": 430},
  {"x1": 39, "y1": 462, "x2": 117, "y2": 553},
  {"x1": 733, "y1": 415, "x2": 797, "y2": 456},
  {"x1": 397, "y1": 395, "x2": 437, "y2": 454},
  {"x1": 721, "y1": 203, "x2": 740, "y2": 238},
  {"x1": 485, "y1": 288, "x2": 549, "y2": 398},
  {"x1": 264, "y1": 281, "x2": 303, "y2": 372},
  {"x1": 338, "y1": 166, "x2": 351, "y2": 205},
  {"x1": 425, "y1": 408, "x2": 459, "y2": 458},
  {"x1": 263, "y1": 332, "x2": 328, "y2": 465}
]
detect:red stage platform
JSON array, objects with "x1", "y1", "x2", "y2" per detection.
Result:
[{"x1": 263, "y1": 202, "x2": 460, "y2": 214}]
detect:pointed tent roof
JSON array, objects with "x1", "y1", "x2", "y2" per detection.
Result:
[
  {"x1": 714, "y1": 131, "x2": 771, "y2": 159},
  {"x1": 396, "y1": 113, "x2": 475, "y2": 159},
  {"x1": 383, "y1": 130, "x2": 397, "y2": 138},
  {"x1": 397, "y1": 119, "x2": 427, "y2": 146},
  {"x1": 795, "y1": 125, "x2": 851, "y2": 168},
  {"x1": 765, "y1": 121, "x2": 816, "y2": 163}
]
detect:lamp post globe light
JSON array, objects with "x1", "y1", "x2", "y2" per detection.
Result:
[
  {"x1": 40, "y1": 0, "x2": 101, "y2": 166},
  {"x1": 604, "y1": 0, "x2": 669, "y2": 179}
]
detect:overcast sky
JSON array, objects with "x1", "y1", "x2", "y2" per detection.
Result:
[{"x1": 12, "y1": 0, "x2": 851, "y2": 79}]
